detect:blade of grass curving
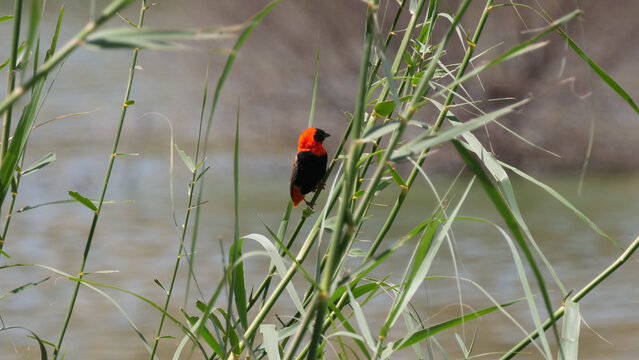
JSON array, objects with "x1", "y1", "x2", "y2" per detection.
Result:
[
  {"x1": 0, "y1": 326, "x2": 48, "y2": 360},
  {"x1": 499, "y1": 161, "x2": 618, "y2": 248},
  {"x1": 393, "y1": 297, "x2": 524, "y2": 351},
  {"x1": 556, "y1": 28, "x2": 639, "y2": 115},
  {"x1": 346, "y1": 285, "x2": 375, "y2": 350},
  {"x1": 243, "y1": 234, "x2": 305, "y2": 315},
  {"x1": 447, "y1": 115, "x2": 568, "y2": 297},
  {"x1": 452, "y1": 139, "x2": 562, "y2": 357},
  {"x1": 68, "y1": 190, "x2": 97, "y2": 211},
  {"x1": 558, "y1": 299, "x2": 580, "y2": 360},
  {"x1": 499, "y1": 221, "x2": 553, "y2": 358},
  {"x1": 174, "y1": 144, "x2": 194, "y2": 172},
  {"x1": 377, "y1": 177, "x2": 474, "y2": 351},
  {"x1": 390, "y1": 99, "x2": 529, "y2": 161}
]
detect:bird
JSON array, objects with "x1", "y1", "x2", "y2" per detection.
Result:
[{"x1": 290, "y1": 128, "x2": 330, "y2": 209}]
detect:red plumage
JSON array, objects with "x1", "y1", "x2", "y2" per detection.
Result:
[{"x1": 290, "y1": 128, "x2": 330, "y2": 208}]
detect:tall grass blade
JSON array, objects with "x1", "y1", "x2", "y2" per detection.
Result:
[
  {"x1": 499, "y1": 225, "x2": 553, "y2": 358},
  {"x1": 260, "y1": 324, "x2": 281, "y2": 360},
  {"x1": 381, "y1": 177, "x2": 473, "y2": 334},
  {"x1": 393, "y1": 297, "x2": 523, "y2": 350},
  {"x1": 85, "y1": 26, "x2": 236, "y2": 49},
  {"x1": 559, "y1": 300, "x2": 580, "y2": 360},
  {"x1": 244, "y1": 233, "x2": 305, "y2": 313},
  {"x1": 346, "y1": 285, "x2": 375, "y2": 350},
  {"x1": 453, "y1": 139, "x2": 563, "y2": 357}
]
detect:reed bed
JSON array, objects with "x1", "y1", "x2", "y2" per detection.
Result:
[{"x1": 1, "y1": 0, "x2": 638, "y2": 359}]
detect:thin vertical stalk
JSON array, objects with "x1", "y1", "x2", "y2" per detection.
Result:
[
  {"x1": 306, "y1": 2, "x2": 378, "y2": 359},
  {"x1": 53, "y1": 1, "x2": 146, "y2": 358},
  {"x1": 1, "y1": 0, "x2": 23, "y2": 164}
]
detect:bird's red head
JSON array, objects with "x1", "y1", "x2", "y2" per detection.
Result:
[{"x1": 298, "y1": 128, "x2": 330, "y2": 155}]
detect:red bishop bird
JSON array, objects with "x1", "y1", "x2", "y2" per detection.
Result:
[{"x1": 290, "y1": 128, "x2": 330, "y2": 208}]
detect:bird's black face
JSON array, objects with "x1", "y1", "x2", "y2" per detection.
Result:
[{"x1": 314, "y1": 128, "x2": 330, "y2": 143}]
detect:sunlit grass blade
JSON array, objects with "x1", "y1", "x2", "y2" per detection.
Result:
[
  {"x1": 559, "y1": 299, "x2": 580, "y2": 360},
  {"x1": 243, "y1": 233, "x2": 305, "y2": 313},
  {"x1": 379, "y1": 177, "x2": 473, "y2": 348},
  {"x1": 85, "y1": 26, "x2": 237, "y2": 49},
  {"x1": 498, "y1": 223, "x2": 553, "y2": 358},
  {"x1": 346, "y1": 285, "x2": 375, "y2": 350},
  {"x1": 393, "y1": 297, "x2": 524, "y2": 350},
  {"x1": 174, "y1": 144, "x2": 195, "y2": 172},
  {"x1": 260, "y1": 324, "x2": 281, "y2": 360},
  {"x1": 391, "y1": 98, "x2": 529, "y2": 161}
]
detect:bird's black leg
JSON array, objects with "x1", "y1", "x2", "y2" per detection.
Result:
[{"x1": 304, "y1": 199, "x2": 315, "y2": 209}]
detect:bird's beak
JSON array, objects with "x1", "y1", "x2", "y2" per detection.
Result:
[{"x1": 325, "y1": 133, "x2": 331, "y2": 138}]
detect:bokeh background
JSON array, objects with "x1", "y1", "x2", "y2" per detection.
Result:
[{"x1": 0, "y1": 0, "x2": 638, "y2": 359}]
